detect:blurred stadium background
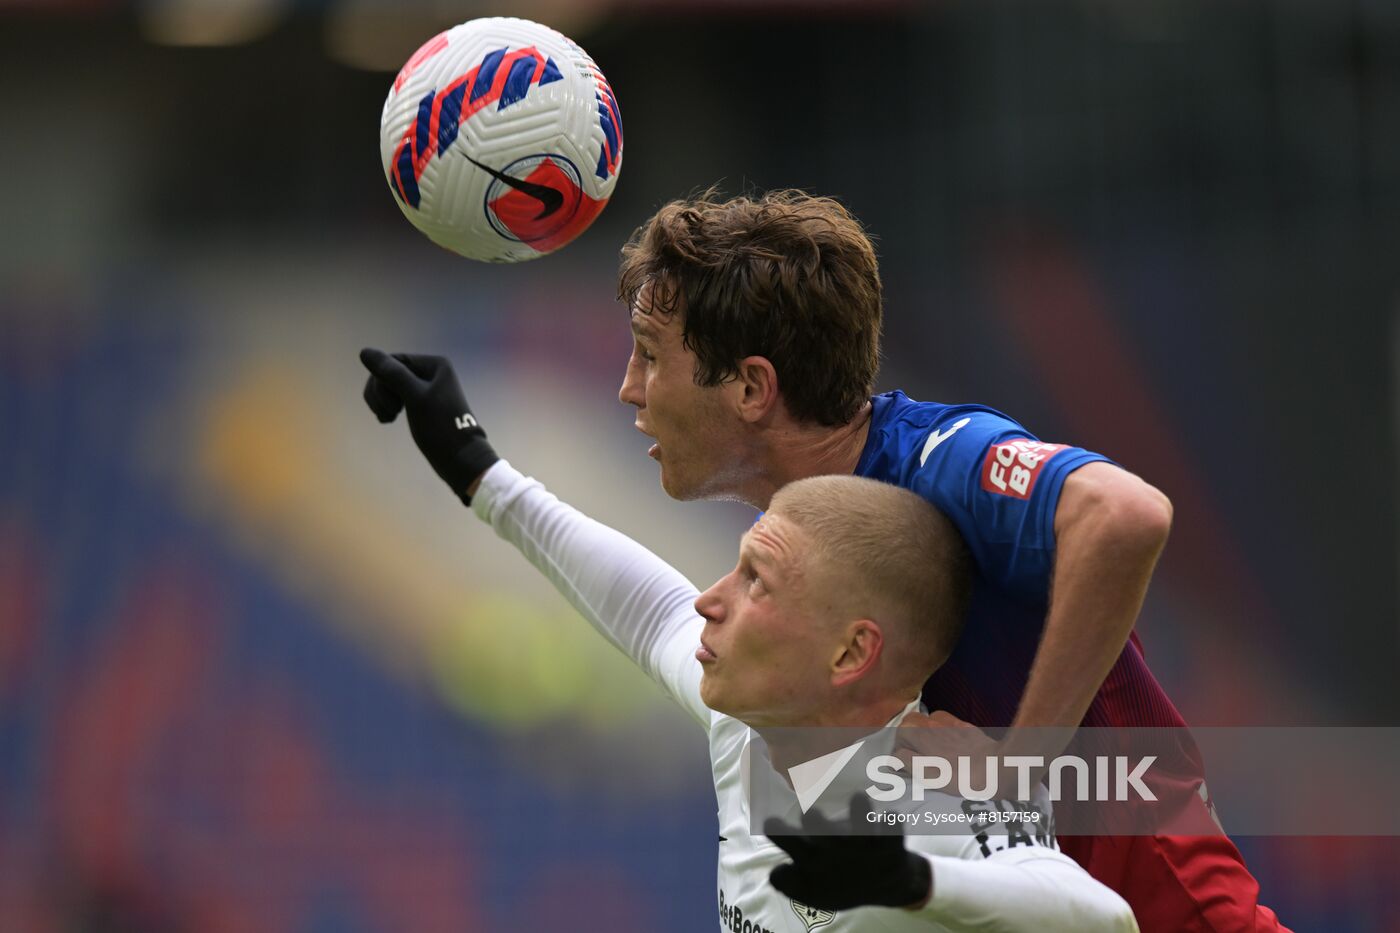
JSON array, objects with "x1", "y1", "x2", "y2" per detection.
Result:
[{"x1": 1, "y1": 0, "x2": 1397, "y2": 930}]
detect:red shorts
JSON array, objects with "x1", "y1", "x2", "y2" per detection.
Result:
[{"x1": 1060, "y1": 834, "x2": 1291, "y2": 933}]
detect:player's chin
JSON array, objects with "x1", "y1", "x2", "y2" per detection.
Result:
[
  {"x1": 660, "y1": 461, "x2": 726, "y2": 504},
  {"x1": 698, "y1": 671, "x2": 725, "y2": 713},
  {"x1": 657, "y1": 464, "x2": 700, "y2": 502}
]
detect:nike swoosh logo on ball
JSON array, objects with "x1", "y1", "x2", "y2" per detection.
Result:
[{"x1": 465, "y1": 155, "x2": 564, "y2": 220}]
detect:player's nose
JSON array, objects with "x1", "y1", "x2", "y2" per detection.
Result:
[
  {"x1": 618, "y1": 358, "x2": 644, "y2": 409},
  {"x1": 694, "y1": 580, "x2": 724, "y2": 623}
]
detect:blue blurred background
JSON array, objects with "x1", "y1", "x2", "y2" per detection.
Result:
[{"x1": 1, "y1": 1, "x2": 1397, "y2": 930}]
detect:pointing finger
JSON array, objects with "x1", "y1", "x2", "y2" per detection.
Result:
[{"x1": 360, "y1": 347, "x2": 422, "y2": 395}]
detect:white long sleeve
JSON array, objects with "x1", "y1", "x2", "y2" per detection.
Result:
[
  {"x1": 913, "y1": 847, "x2": 1138, "y2": 932},
  {"x1": 471, "y1": 460, "x2": 711, "y2": 731}
]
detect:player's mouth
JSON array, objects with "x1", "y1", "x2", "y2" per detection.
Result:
[
  {"x1": 634, "y1": 421, "x2": 660, "y2": 460},
  {"x1": 696, "y1": 638, "x2": 717, "y2": 663}
]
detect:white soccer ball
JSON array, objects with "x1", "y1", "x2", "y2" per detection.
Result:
[{"x1": 380, "y1": 17, "x2": 623, "y2": 262}]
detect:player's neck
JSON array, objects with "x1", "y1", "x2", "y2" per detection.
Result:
[
  {"x1": 750, "y1": 402, "x2": 873, "y2": 510},
  {"x1": 755, "y1": 694, "x2": 916, "y2": 775}
]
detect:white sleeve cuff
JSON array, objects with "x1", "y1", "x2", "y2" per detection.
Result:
[{"x1": 471, "y1": 458, "x2": 524, "y2": 523}]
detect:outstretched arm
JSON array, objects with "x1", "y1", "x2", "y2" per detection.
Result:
[
  {"x1": 472, "y1": 460, "x2": 709, "y2": 728},
  {"x1": 359, "y1": 348, "x2": 709, "y2": 730}
]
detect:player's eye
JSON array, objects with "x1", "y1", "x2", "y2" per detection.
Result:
[{"x1": 634, "y1": 340, "x2": 654, "y2": 362}]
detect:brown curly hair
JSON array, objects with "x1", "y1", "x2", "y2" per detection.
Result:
[{"x1": 617, "y1": 189, "x2": 882, "y2": 426}]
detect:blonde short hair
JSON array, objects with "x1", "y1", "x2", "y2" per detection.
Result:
[{"x1": 769, "y1": 475, "x2": 970, "y2": 690}]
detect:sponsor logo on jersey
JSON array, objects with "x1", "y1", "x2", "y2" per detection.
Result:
[
  {"x1": 718, "y1": 887, "x2": 779, "y2": 933},
  {"x1": 980, "y1": 438, "x2": 1068, "y2": 499},
  {"x1": 790, "y1": 898, "x2": 837, "y2": 930}
]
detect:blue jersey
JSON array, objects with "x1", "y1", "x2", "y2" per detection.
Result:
[{"x1": 854, "y1": 391, "x2": 1187, "y2": 729}]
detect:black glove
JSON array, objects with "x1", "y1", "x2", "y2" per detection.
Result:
[
  {"x1": 359, "y1": 348, "x2": 499, "y2": 506},
  {"x1": 764, "y1": 794, "x2": 932, "y2": 912}
]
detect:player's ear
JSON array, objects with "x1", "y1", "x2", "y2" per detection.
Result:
[
  {"x1": 732, "y1": 355, "x2": 779, "y2": 423},
  {"x1": 830, "y1": 619, "x2": 883, "y2": 688}
]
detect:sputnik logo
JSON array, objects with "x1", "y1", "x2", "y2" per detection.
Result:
[{"x1": 788, "y1": 741, "x2": 866, "y2": 814}]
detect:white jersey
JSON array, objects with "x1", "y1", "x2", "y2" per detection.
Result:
[{"x1": 473, "y1": 462, "x2": 1138, "y2": 933}]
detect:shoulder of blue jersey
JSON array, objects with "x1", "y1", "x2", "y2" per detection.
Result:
[{"x1": 871, "y1": 392, "x2": 1035, "y2": 470}]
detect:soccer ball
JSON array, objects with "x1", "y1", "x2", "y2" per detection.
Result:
[{"x1": 380, "y1": 17, "x2": 623, "y2": 263}]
